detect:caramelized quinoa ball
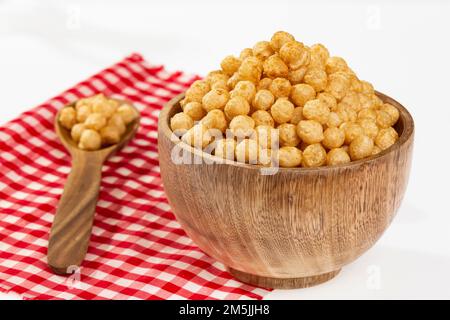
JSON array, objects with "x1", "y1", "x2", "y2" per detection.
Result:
[
  {"x1": 349, "y1": 135, "x2": 374, "y2": 160},
  {"x1": 296, "y1": 120, "x2": 324, "y2": 144},
  {"x1": 278, "y1": 123, "x2": 300, "y2": 147},
  {"x1": 270, "y1": 31, "x2": 295, "y2": 51},
  {"x1": 231, "y1": 81, "x2": 256, "y2": 102},
  {"x1": 302, "y1": 143, "x2": 327, "y2": 167},
  {"x1": 269, "y1": 77, "x2": 292, "y2": 98},
  {"x1": 263, "y1": 54, "x2": 289, "y2": 78},
  {"x1": 277, "y1": 146, "x2": 303, "y2": 168},
  {"x1": 326, "y1": 148, "x2": 351, "y2": 166},
  {"x1": 271, "y1": 98, "x2": 295, "y2": 124},
  {"x1": 252, "y1": 89, "x2": 275, "y2": 111},
  {"x1": 202, "y1": 88, "x2": 230, "y2": 112},
  {"x1": 170, "y1": 112, "x2": 194, "y2": 132},
  {"x1": 252, "y1": 110, "x2": 275, "y2": 127},
  {"x1": 290, "y1": 84, "x2": 315, "y2": 107}
]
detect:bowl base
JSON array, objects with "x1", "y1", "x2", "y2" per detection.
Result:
[{"x1": 229, "y1": 268, "x2": 341, "y2": 289}]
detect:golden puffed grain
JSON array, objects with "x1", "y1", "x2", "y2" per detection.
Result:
[
  {"x1": 201, "y1": 109, "x2": 228, "y2": 133},
  {"x1": 59, "y1": 107, "x2": 77, "y2": 129},
  {"x1": 304, "y1": 68, "x2": 327, "y2": 92},
  {"x1": 78, "y1": 129, "x2": 101, "y2": 151},
  {"x1": 202, "y1": 88, "x2": 230, "y2": 112},
  {"x1": 76, "y1": 105, "x2": 92, "y2": 123},
  {"x1": 270, "y1": 98, "x2": 295, "y2": 124},
  {"x1": 326, "y1": 148, "x2": 351, "y2": 166},
  {"x1": 360, "y1": 80, "x2": 375, "y2": 95},
  {"x1": 358, "y1": 118, "x2": 379, "y2": 140},
  {"x1": 278, "y1": 123, "x2": 300, "y2": 147},
  {"x1": 100, "y1": 126, "x2": 121, "y2": 145},
  {"x1": 184, "y1": 102, "x2": 206, "y2": 121},
  {"x1": 303, "y1": 99, "x2": 330, "y2": 125},
  {"x1": 229, "y1": 115, "x2": 255, "y2": 138},
  {"x1": 287, "y1": 67, "x2": 307, "y2": 85},
  {"x1": 325, "y1": 72, "x2": 351, "y2": 100},
  {"x1": 322, "y1": 127, "x2": 345, "y2": 149},
  {"x1": 325, "y1": 56, "x2": 348, "y2": 74},
  {"x1": 84, "y1": 113, "x2": 107, "y2": 131},
  {"x1": 290, "y1": 84, "x2": 315, "y2": 107},
  {"x1": 296, "y1": 120, "x2": 324, "y2": 144},
  {"x1": 376, "y1": 109, "x2": 394, "y2": 128},
  {"x1": 279, "y1": 41, "x2": 310, "y2": 70},
  {"x1": 336, "y1": 107, "x2": 357, "y2": 123},
  {"x1": 184, "y1": 80, "x2": 210, "y2": 104},
  {"x1": 239, "y1": 48, "x2": 253, "y2": 60},
  {"x1": 326, "y1": 112, "x2": 342, "y2": 128},
  {"x1": 238, "y1": 57, "x2": 263, "y2": 83},
  {"x1": 290, "y1": 107, "x2": 304, "y2": 125},
  {"x1": 182, "y1": 124, "x2": 212, "y2": 149},
  {"x1": 253, "y1": 41, "x2": 274, "y2": 60},
  {"x1": 340, "y1": 91, "x2": 361, "y2": 112},
  {"x1": 215, "y1": 138, "x2": 236, "y2": 160},
  {"x1": 263, "y1": 54, "x2": 289, "y2": 78},
  {"x1": 310, "y1": 44, "x2": 329, "y2": 66},
  {"x1": 357, "y1": 108, "x2": 377, "y2": 121},
  {"x1": 170, "y1": 112, "x2": 194, "y2": 132},
  {"x1": 251, "y1": 110, "x2": 275, "y2": 127},
  {"x1": 302, "y1": 143, "x2": 326, "y2": 167},
  {"x1": 231, "y1": 81, "x2": 256, "y2": 102},
  {"x1": 227, "y1": 73, "x2": 241, "y2": 89},
  {"x1": 108, "y1": 113, "x2": 126, "y2": 135},
  {"x1": 252, "y1": 89, "x2": 275, "y2": 111},
  {"x1": 235, "y1": 139, "x2": 260, "y2": 164},
  {"x1": 220, "y1": 55, "x2": 241, "y2": 76},
  {"x1": 70, "y1": 123, "x2": 86, "y2": 142},
  {"x1": 375, "y1": 127, "x2": 398, "y2": 150},
  {"x1": 270, "y1": 31, "x2": 295, "y2": 51},
  {"x1": 349, "y1": 135, "x2": 374, "y2": 160},
  {"x1": 277, "y1": 146, "x2": 302, "y2": 168},
  {"x1": 224, "y1": 96, "x2": 250, "y2": 119},
  {"x1": 205, "y1": 72, "x2": 228, "y2": 87},
  {"x1": 257, "y1": 78, "x2": 272, "y2": 90},
  {"x1": 253, "y1": 125, "x2": 278, "y2": 149},
  {"x1": 317, "y1": 92, "x2": 337, "y2": 111},
  {"x1": 380, "y1": 103, "x2": 400, "y2": 126},
  {"x1": 269, "y1": 78, "x2": 292, "y2": 98},
  {"x1": 343, "y1": 122, "x2": 364, "y2": 144},
  {"x1": 92, "y1": 100, "x2": 116, "y2": 119}
]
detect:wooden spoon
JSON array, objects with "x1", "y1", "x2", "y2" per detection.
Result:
[{"x1": 48, "y1": 100, "x2": 140, "y2": 275}]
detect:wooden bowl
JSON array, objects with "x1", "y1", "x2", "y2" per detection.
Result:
[{"x1": 158, "y1": 92, "x2": 414, "y2": 289}]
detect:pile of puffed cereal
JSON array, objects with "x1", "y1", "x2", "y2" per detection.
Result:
[
  {"x1": 59, "y1": 94, "x2": 139, "y2": 151},
  {"x1": 170, "y1": 31, "x2": 400, "y2": 168}
]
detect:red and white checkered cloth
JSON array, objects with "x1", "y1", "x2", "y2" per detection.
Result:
[{"x1": 0, "y1": 54, "x2": 270, "y2": 300}]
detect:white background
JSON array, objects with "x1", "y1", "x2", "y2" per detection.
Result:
[{"x1": 1, "y1": 0, "x2": 450, "y2": 300}]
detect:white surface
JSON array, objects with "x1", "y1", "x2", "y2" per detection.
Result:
[{"x1": 1, "y1": 0, "x2": 450, "y2": 300}]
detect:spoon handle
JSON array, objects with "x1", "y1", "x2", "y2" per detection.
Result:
[{"x1": 48, "y1": 152, "x2": 105, "y2": 274}]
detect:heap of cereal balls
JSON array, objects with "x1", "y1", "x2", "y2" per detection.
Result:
[
  {"x1": 59, "y1": 94, "x2": 139, "y2": 151},
  {"x1": 170, "y1": 31, "x2": 400, "y2": 168}
]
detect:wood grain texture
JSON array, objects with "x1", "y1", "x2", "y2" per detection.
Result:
[
  {"x1": 158, "y1": 91, "x2": 414, "y2": 289},
  {"x1": 48, "y1": 101, "x2": 139, "y2": 275}
]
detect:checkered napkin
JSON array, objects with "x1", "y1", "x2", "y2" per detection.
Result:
[{"x1": 0, "y1": 54, "x2": 270, "y2": 300}]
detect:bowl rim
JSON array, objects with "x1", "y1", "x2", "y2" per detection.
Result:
[{"x1": 158, "y1": 91, "x2": 414, "y2": 173}]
